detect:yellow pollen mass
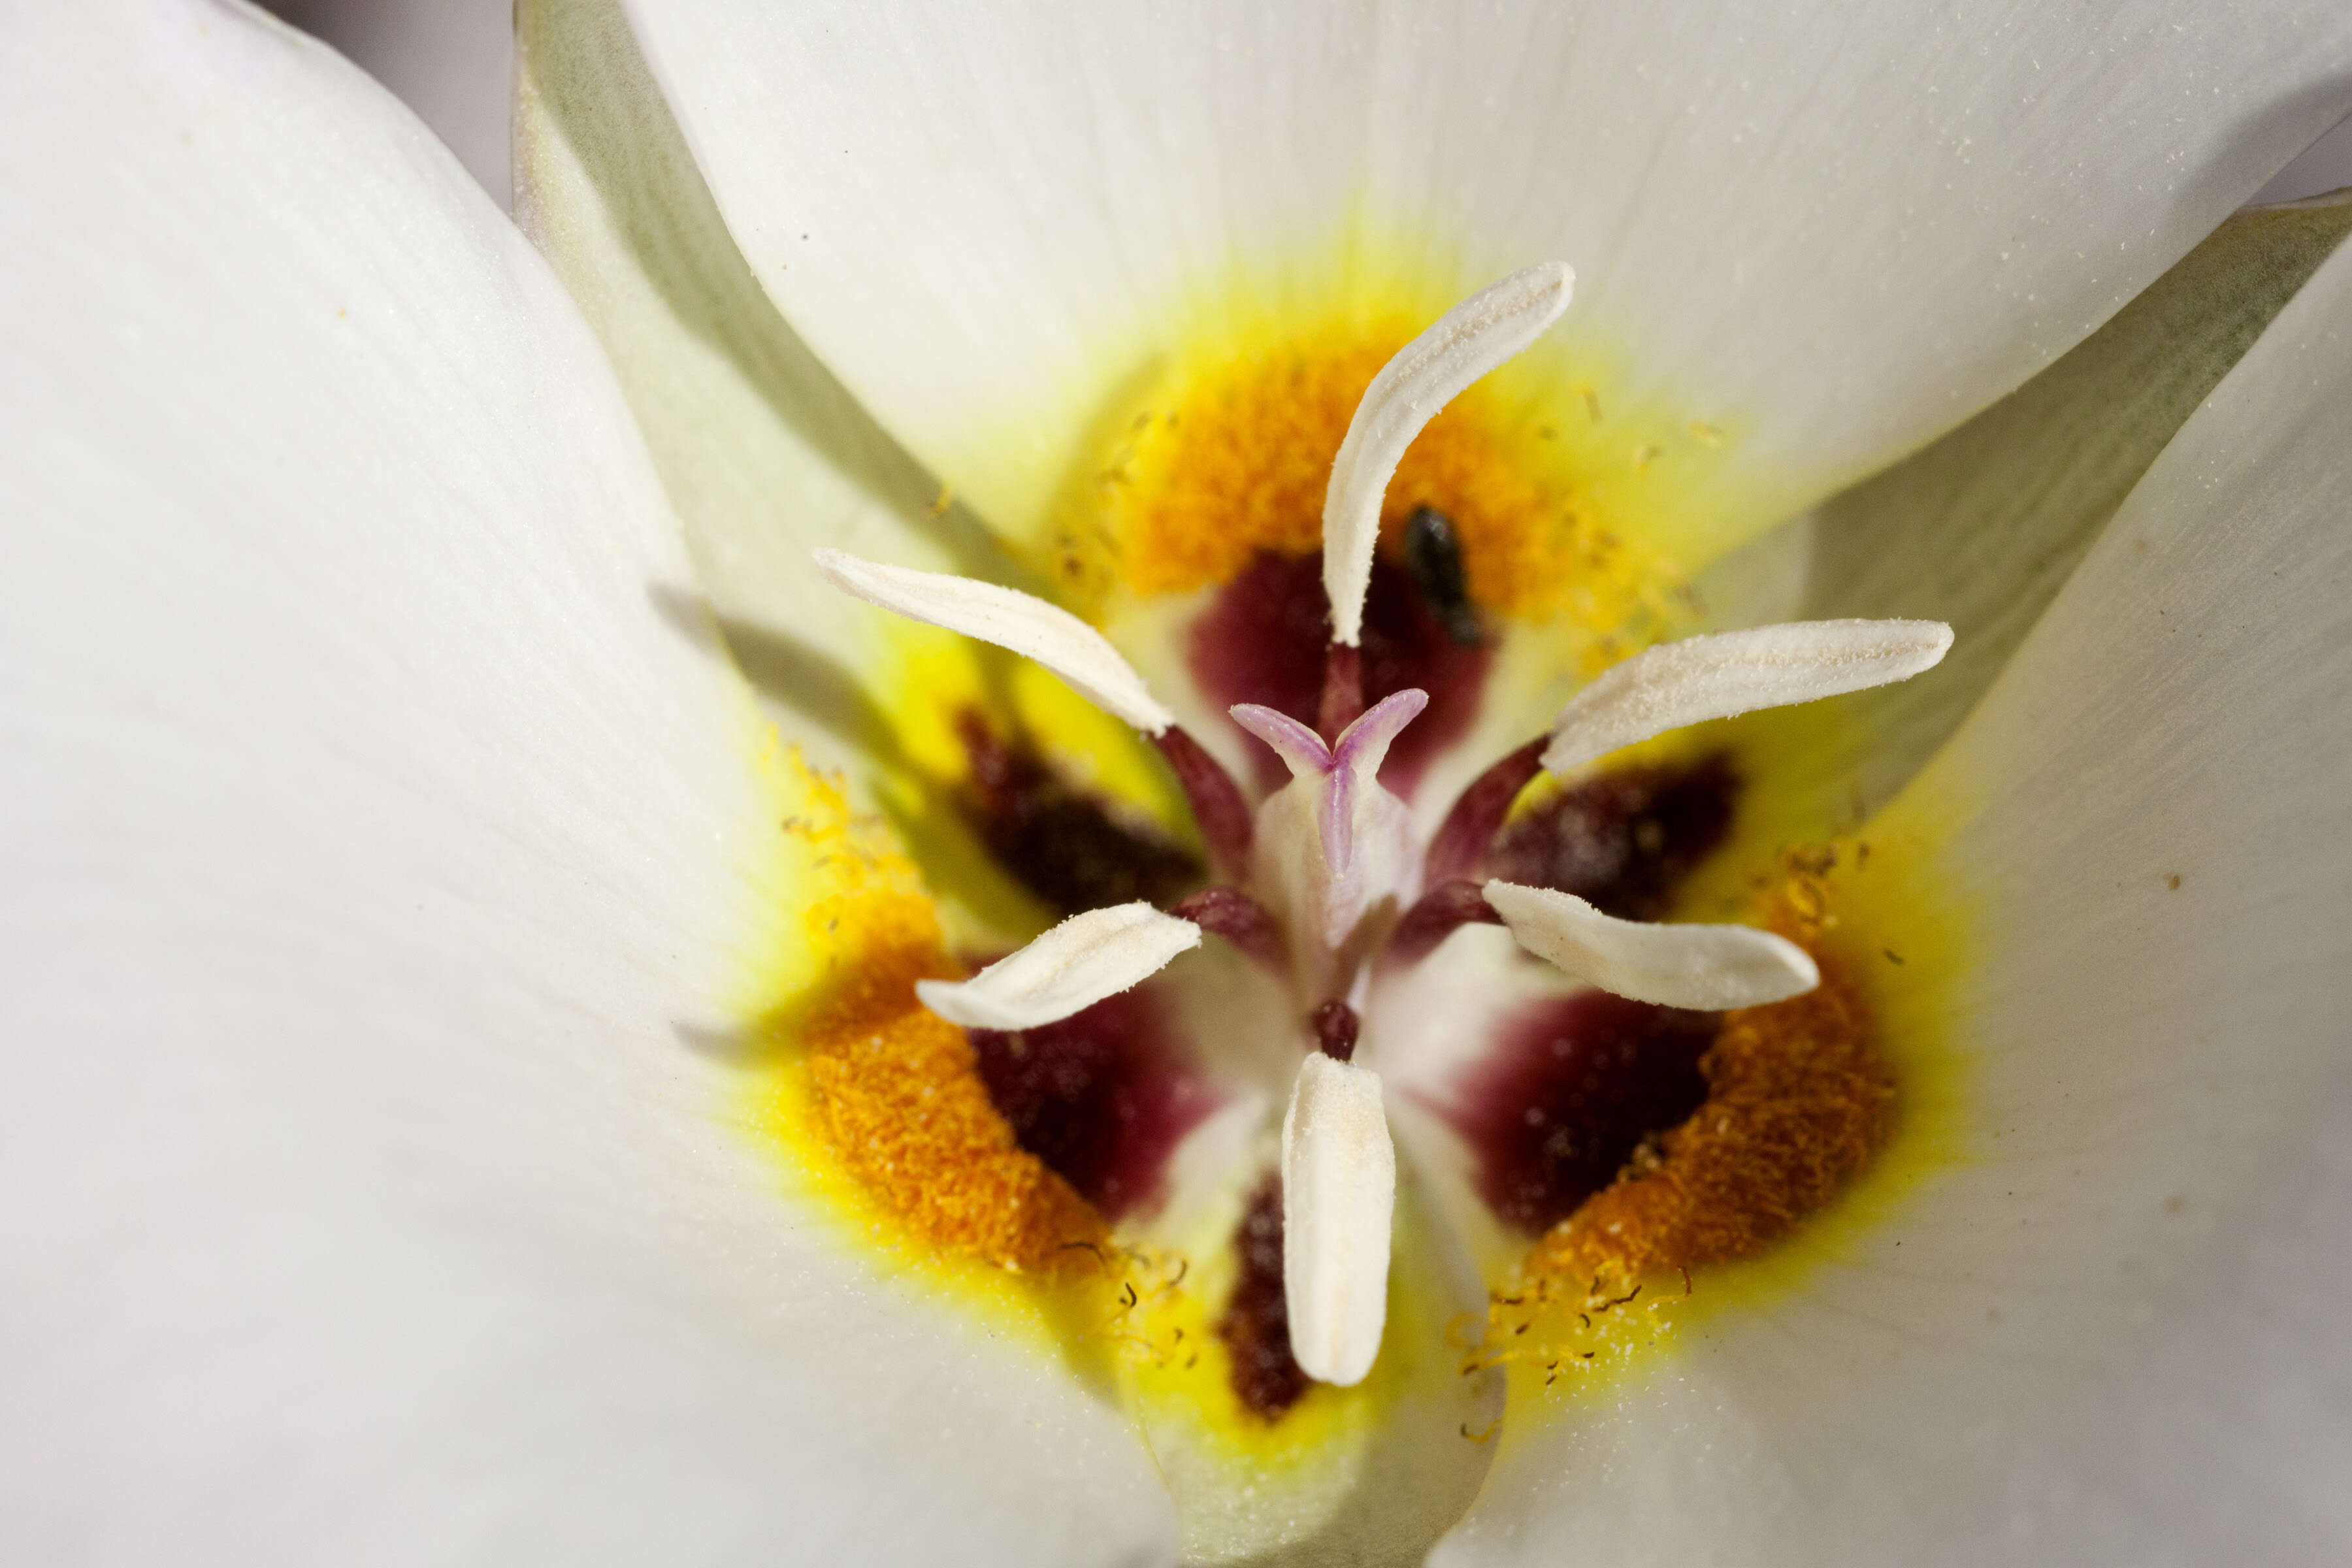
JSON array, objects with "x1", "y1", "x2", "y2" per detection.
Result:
[
  {"x1": 1524, "y1": 924, "x2": 1893, "y2": 1290},
  {"x1": 749, "y1": 757, "x2": 1103, "y2": 1275},
  {"x1": 1067, "y1": 314, "x2": 1685, "y2": 652}
]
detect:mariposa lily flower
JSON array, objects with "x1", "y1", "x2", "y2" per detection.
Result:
[{"x1": 8, "y1": 1, "x2": 2352, "y2": 1565}]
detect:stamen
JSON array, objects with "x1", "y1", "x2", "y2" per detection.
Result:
[
  {"x1": 1541, "y1": 619, "x2": 1952, "y2": 777},
  {"x1": 1322, "y1": 263, "x2": 1574, "y2": 647},
  {"x1": 1311, "y1": 1000, "x2": 1362, "y2": 1062},
  {"x1": 1149, "y1": 728, "x2": 1255, "y2": 877},
  {"x1": 915, "y1": 902, "x2": 1201, "y2": 1031},
  {"x1": 1383, "y1": 879, "x2": 1507, "y2": 966},
  {"x1": 1281, "y1": 1051, "x2": 1395, "y2": 1386},
  {"x1": 1167, "y1": 885, "x2": 1286, "y2": 970},
  {"x1": 1316, "y1": 642, "x2": 1365, "y2": 742},
  {"x1": 813, "y1": 549, "x2": 1176, "y2": 734},
  {"x1": 1482, "y1": 879, "x2": 1820, "y2": 1010},
  {"x1": 1423, "y1": 737, "x2": 1548, "y2": 885}
]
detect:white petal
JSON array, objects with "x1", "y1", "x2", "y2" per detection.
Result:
[
  {"x1": 615, "y1": 0, "x2": 2352, "y2": 562},
  {"x1": 1541, "y1": 620, "x2": 1952, "y2": 776},
  {"x1": 1438, "y1": 184, "x2": 2352, "y2": 1568},
  {"x1": 1322, "y1": 264, "x2": 1571, "y2": 645},
  {"x1": 1482, "y1": 881, "x2": 1819, "y2": 1010},
  {"x1": 287, "y1": 0, "x2": 515, "y2": 204},
  {"x1": 1, "y1": 8, "x2": 1175, "y2": 1563},
  {"x1": 1281, "y1": 1053, "x2": 1397, "y2": 1386},
  {"x1": 917, "y1": 904, "x2": 1201, "y2": 1030},
  {"x1": 1691, "y1": 193, "x2": 2352, "y2": 853},
  {"x1": 515, "y1": 0, "x2": 1032, "y2": 791},
  {"x1": 815, "y1": 548, "x2": 1175, "y2": 734}
]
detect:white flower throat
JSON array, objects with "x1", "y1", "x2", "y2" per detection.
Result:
[{"x1": 815, "y1": 261, "x2": 1950, "y2": 1388}]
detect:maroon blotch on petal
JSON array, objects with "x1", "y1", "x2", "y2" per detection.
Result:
[
  {"x1": 1216, "y1": 1173, "x2": 1310, "y2": 1418},
  {"x1": 958, "y1": 710, "x2": 1203, "y2": 917},
  {"x1": 1436, "y1": 990, "x2": 1717, "y2": 1233},
  {"x1": 1483, "y1": 752, "x2": 1739, "y2": 921},
  {"x1": 970, "y1": 986, "x2": 1221, "y2": 1222},
  {"x1": 1189, "y1": 551, "x2": 1490, "y2": 799}
]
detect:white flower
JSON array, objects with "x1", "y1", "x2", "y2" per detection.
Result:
[{"x1": 6, "y1": 2, "x2": 2352, "y2": 1565}]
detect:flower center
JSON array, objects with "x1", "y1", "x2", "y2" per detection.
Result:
[{"x1": 772, "y1": 263, "x2": 1952, "y2": 1441}]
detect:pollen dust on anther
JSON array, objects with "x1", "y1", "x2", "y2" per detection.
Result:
[
  {"x1": 1526, "y1": 899, "x2": 1893, "y2": 1292},
  {"x1": 782, "y1": 766, "x2": 1105, "y2": 1274}
]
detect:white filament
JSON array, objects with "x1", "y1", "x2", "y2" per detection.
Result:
[
  {"x1": 1281, "y1": 1052, "x2": 1395, "y2": 1387},
  {"x1": 1322, "y1": 263, "x2": 1575, "y2": 648},
  {"x1": 813, "y1": 549, "x2": 1175, "y2": 734},
  {"x1": 915, "y1": 903, "x2": 1201, "y2": 1031},
  {"x1": 1483, "y1": 879, "x2": 1819, "y2": 1010},
  {"x1": 1542, "y1": 618, "x2": 1952, "y2": 776}
]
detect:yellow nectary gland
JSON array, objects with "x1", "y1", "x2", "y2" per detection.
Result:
[
  {"x1": 804, "y1": 944, "x2": 1106, "y2": 1273},
  {"x1": 1526, "y1": 913, "x2": 1893, "y2": 1290},
  {"x1": 1098, "y1": 328, "x2": 1640, "y2": 624},
  {"x1": 774, "y1": 772, "x2": 1104, "y2": 1273}
]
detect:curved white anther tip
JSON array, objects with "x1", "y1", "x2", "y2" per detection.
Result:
[
  {"x1": 1482, "y1": 879, "x2": 1818, "y2": 1011},
  {"x1": 1281, "y1": 1052, "x2": 1396, "y2": 1387},
  {"x1": 1541, "y1": 617, "x2": 1955, "y2": 777},
  {"x1": 811, "y1": 547, "x2": 1176, "y2": 735},
  {"x1": 916, "y1": 903, "x2": 1201, "y2": 1032},
  {"x1": 1322, "y1": 263, "x2": 1576, "y2": 649}
]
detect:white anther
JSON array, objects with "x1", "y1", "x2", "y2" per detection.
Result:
[
  {"x1": 915, "y1": 903, "x2": 1201, "y2": 1031},
  {"x1": 1322, "y1": 263, "x2": 1574, "y2": 647},
  {"x1": 813, "y1": 549, "x2": 1176, "y2": 734},
  {"x1": 1541, "y1": 619, "x2": 1952, "y2": 776},
  {"x1": 1281, "y1": 1052, "x2": 1395, "y2": 1387},
  {"x1": 1482, "y1": 879, "x2": 1819, "y2": 1011}
]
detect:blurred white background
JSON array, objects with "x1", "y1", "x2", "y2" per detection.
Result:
[{"x1": 257, "y1": 0, "x2": 2352, "y2": 220}]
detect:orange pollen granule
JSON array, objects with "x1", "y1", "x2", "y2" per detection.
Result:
[
  {"x1": 778, "y1": 769, "x2": 1104, "y2": 1274},
  {"x1": 1105, "y1": 332, "x2": 1606, "y2": 618},
  {"x1": 1526, "y1": 918, "x2": 1894, "y2": 1292}
]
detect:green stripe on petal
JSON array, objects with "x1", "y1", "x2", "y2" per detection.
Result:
[{"x1": 1687, "y1": 193, "x2": 2352, "y2": 892}]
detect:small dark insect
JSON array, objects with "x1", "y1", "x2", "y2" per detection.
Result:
[{"x1": 1403, "y1": 506, "x2": 1483, "y2": 646}]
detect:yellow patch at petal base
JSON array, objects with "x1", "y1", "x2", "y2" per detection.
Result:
[
  {"x1": 1109, "y1": 1184, "x2": 1503, "y2": 1565},
  {"x1": 1016, "y1": 248, "x2": 1737, "y2": 666},
  {"x1": 727, "y1": 742, "x2": 1123, "y2": 1361},
  {"x1": 1471, "y1": 799, "x2": 1976, "y2": 1431}
]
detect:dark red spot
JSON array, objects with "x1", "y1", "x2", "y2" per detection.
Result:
[
  {"x1": 1217, "y1": 1174, "x2": 1309, "y2": 1418},
  {"x1": 1482, "y1": 753, "x2": 1739, "y2": 921},
  {"x1": 970, "y1": 986, "x2": 1220, "y2": 1222},
  {"x1": 1439, "y1": 991, "x2": 1718, "y2": 1233},
  {"x1": 956, "y1": 710, "x2": 1201, "y2": 917},
  {"x1": 1188, "y1": 552, "x2": 1490, "y2": 799}
]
